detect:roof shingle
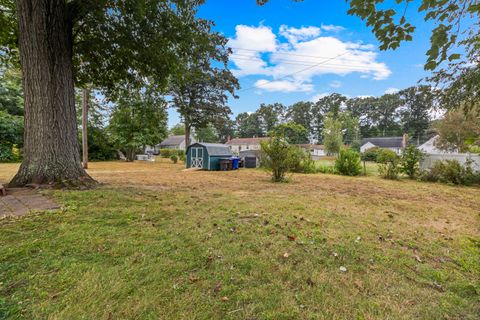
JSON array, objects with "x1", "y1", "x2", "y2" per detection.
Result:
[{"x1": 361, "y1": 137, "x2": 404, "y2": 148}]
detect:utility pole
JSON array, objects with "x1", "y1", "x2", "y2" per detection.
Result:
[{"x1": 82, "y1": 88, "x2": 89, "y2": 169}]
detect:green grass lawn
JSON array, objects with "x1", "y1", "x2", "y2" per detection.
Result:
[{"x1": 0, "y1": 161, "x2": 479, "y2": 319}]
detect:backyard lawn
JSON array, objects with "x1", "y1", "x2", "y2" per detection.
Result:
[{"x1": 0, "y1": 160, "x2": 479, "y2": 319}]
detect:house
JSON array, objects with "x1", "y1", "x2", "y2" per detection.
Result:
[
  {"x1": 225, "y1": 137, "x2": 269, "y2": 154},
  {"x1": 418, "y1": 135, "x2": 454, "y2": 154},
  {"x1": 360, "y1": 136, "x2": 407, "y2": 155},
  {"x1": 296, "y1": 144, "x2": 326, "y2": 158},
  {"x1": 186, "y1": 142, "x2": 233, "y2": 170},
  {"x1": 145, "y1": 135, "x2": 196, "y2": 154},
  {"x1": 159, "y1": 135, "x2": 196, "y2": 150}
]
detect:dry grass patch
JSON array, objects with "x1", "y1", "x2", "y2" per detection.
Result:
[{"x1": 0, "y1": 160, "x2": 479, "y2": 319}]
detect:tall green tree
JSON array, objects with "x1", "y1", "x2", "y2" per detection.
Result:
[
  {"x1": 399, "y1": 86, "x2": 434, "y2": 143},
  {"x1": 235, "y1": 112, "x2": 264, "y2": 138},
  {"x1": 311, "y1": 93, "x2": 347, "y2": 143},
  {"x1": 169, "y1": 22, "x2": 239, "y2": 148},
  {"x1": 322, "y1": 113, "x2": 343, "y2": 156},
  {"x1": 0, "y1": 67, "x2": 22, "y2": 116},
  {"x1": 338, "y1": 110, "x2": 360, "y2": 146},
  {"x1": 435, "y1": 110, "x2": 480, "y2": 152},
  {"x1": 373, "y1": 94, "x2": 402, "y2": 137},
  {"x1": 0, "y1": 67, "x2": 23, "y2": 162},
  {"x1": 170, "y1": 123, "x2": 186, "y2": 136},
  {"x1": 0, "y1": 110, "x2": 23, "y2": 162},
  {"x1": 269, "y1": 122, "x2": 309, "y2": 145},
  {"x1": 346, "y1": 96, "x2": 379, "y2": 138},
  {"x1": 195, "y1": 124, "x2": 219, "y2": 143},
  {"x1": 212, "y1": 117, "x2": 235, "y2": 143},
  {"x1": 285, "y1": 101, "x2": 313, "y2": 137},
  {"x1": 0, "y1": 0, "x2": 211, "y2": 186},
  {"x1": 256, "y1": 103, "x2": 285, "y2": 134},
  {"x1": 108, "y1": 90, "x2": 168, "y2": 162}
]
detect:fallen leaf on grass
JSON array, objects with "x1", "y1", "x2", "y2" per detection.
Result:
[
  {"x1": 283, "y1": 252, "x2": 289, "y2": 259},
  {"x1": 213, "y1": 283, "x2": 221, "y2": 294},
  {"x1": 189, "y1": 274, "x2": 200, "y2": 283},
  {"x1": 339, "y1": 266, "x2": 347, "y2": 272},
  {"x1": 414, "y1": 255, "x2": 422, "y2": 263},
  {"x1": 287, "y1": 235, "x2": 296, "y2": 241},
  {"x1": 354, "y1": 280, "x2": 364, "y2": 291},
  {"x1": 221, "y1": 296, "x2": 229, "y2": 302}
]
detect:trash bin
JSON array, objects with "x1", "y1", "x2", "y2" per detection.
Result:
[{"x1": 231, "y1": 157, "x2": 239, "y2": 170}]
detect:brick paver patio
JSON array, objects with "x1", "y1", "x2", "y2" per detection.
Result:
[{"x1": 0, "y1": 188, "x2": 60, "y2": 218}]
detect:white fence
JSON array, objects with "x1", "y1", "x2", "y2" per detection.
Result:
[{"x1": 421, "y1": 153, "x2": 480, "y2": 171}]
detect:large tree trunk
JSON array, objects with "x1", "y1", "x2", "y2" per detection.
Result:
[
  {"x1": 184, "y1": 121, "x2": 191, "y2": 149},
  {"x1": 10, "y1": 0, "x2": 95, "y2": 187}
]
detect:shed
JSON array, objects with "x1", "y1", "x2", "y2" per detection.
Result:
[
  {"x1": 186, "y1": 143, "x2": 233, "y2": 170},
  {"x1": 239, "y1": 150, "x2": 261, "y2": 168}
]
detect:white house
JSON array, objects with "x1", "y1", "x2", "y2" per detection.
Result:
[
  {"x1": 360, "y1": 136, "x2": 407, "y2": 155},
  {"x1": 418, "y1": 135, "x2": 455, "y2": 154},
  {"x1": 145, "y1": 135, "x2": 196, "y2": 154},
  {"x1": 226, "y1": 137, "x2": 269, "y2": 154},
  {"x1": 297, "y1": 144, "x2": 326, "y2": 158}
]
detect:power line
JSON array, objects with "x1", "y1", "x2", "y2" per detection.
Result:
[
  {"x1": 229, "y1": 47, "x2": 343, "y2": 59},
  {"x1": 230, "y1": 55, "x2": 377, "y2": 71},
  {"x1": 238, "y1": 52, "x2": 349, "y2": 92}
]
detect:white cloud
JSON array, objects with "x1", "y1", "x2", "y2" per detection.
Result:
[
  {"x1": 384, "y1": 87, "x2": 400, "y2": 94},
  {"x1": 329, "y1": 80, "x2": 342, "y2": 88},
  {"x1": 320, "y1": 24, "x2": 345, "y2": 32},
  {"x1": 229, "y1": 24, "x2": 391, "y2": 92},
  {"x1": 228, "y1": 25, "x2": 277, "y2": 77},
  {"x1": 279, "y1": 25, "x2": 321, "y2": 44},
  {"x1": 255, "y1": 79, "x2": 314, "y2": 93}
]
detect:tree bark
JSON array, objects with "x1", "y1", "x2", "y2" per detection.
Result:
[
  {"x1": 184, "y1": 121, "x2": 191, "y2": 149},
  {"x1": 82, "y1": 88, "x2": 89, "y2": 169},
  {"x1": 10, "y1": 0, "x2": 95, "y2": 187}
]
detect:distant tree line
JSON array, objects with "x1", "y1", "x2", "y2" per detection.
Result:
[{"x1": 198, "y1": 86, "x2": 437, "y2": 145}]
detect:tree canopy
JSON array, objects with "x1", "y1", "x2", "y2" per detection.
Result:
[
  {"x1": 1, "y1": 0, "x2": 213, "y2": 96},
  {"x1": 108, "y1": 89, "x2": 168, "y2": 161}
]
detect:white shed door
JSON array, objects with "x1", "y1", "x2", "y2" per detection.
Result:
[{"x1": 191, "y1": 147, "x2": 204, "y2": 168}]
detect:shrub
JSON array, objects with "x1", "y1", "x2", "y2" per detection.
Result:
[
  {"x1": 160, "y1": 149, "x2": 174, "y2": 158},
  {"x1": 335, "y1": 148, "x2": 362, "y2": 176},
  {"x1": 178, "y1": 151, "x2": 186, "y2": 162},
  {"x1": 0, "y1": 143, "x2": 21, "y2": 162},
  {"x1": 290, "y1": 147, "x2": 316, "y2": 174},
  {"x1": 260, "y1": 137, "x2": 298, "y2": 182},
  {"x1": 469, "y1": 145, "x2": 480, "y2": 154},
  {"x1": 361, "y1": 147, "x2": 379, "y2": 162},
  {"x1": 170, "y1": 154, "x2": 178, "y2": 164},
  {"x1": 316, "y1": 165, "x2": 336, "y2": 174},
  {"x1": 376, "y1": 149, "x2": 401, "y2": 179},
  {"x1": 420, "y1": 159, "x2": 480, "y2": 185},
  {"x1": 401, "y1": 145, "x2": 425, "y2": 179}
]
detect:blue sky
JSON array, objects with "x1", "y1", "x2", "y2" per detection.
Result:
[{"x1": 168, "y1": 0, "x2": 435, "y2": 127}]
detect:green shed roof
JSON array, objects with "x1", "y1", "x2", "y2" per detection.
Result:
[{"x1": 189, "y1": 143, "x2": 233, "y2": 157}]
